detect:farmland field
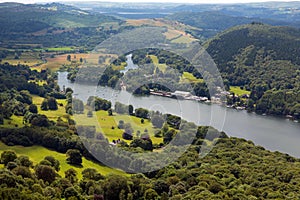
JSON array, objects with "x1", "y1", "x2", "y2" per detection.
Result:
[
  {"x1": 2, "y1": 51, "x2": 43, "y2": 67},
  {"x1": 40, "y1": 53, "x2": 89, "y2": 71}
]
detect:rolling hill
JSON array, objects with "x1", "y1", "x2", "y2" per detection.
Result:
[
  {"x1": 0, "y1": 2, "x2": 119, "y2": 32},
  {"x1": 205, "y1": 23, "x2": 300, "y2": 118},
  {"x1": 0, "y1": 2, "x2": 123, "y2": 49},
  {"x1": 166, "y1": 11, "x2": 298, "y2": 38}
]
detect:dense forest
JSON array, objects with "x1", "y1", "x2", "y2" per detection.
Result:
[{"x1": 205, "y1": 23, "x2": 300, "y2": 118}]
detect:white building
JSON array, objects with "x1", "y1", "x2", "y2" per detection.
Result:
[{"x1": 171, "y1": 91, "x2": 192, "y2": 98}]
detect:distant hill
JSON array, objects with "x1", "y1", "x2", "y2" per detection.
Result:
[
  {"x1": 166, "y1": 11, "x2": 298, "y2": 38},
  {"x1": 206, "y1": 23, "x2": 300, "y2": 118},
  {"x1": 0, "y1": 2, "x2": 119, "y2": 32},
  {"x1": 0, "y1": 2, "x2": 123, "y2": 49},
  {"x1": 68, "y1": 1, "x2": 300, "y2": 24},
  {"x1": 171, "y1": 2, "x2": 300, "y2": 23}
]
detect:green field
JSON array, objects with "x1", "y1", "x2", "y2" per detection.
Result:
[
  {"x1": 230, "y1": 86, "x2": 251, "y2": 96},
  {"x1": 28, "y1": 80, "x2": 47, "y2": 86},
  {"x1": 180, "y1": 72, "x2": 204, "y2": 83},
  {"x1": 149, "y1": 55, "x2": 167, "y2": 72},
  {"x1": 1, "y1": 115, "x2": 24, "y2": 128},
  {"x1": 0, "y1": 96, "x2": 68, "y2": 129},
  {"x1": 34, "y1": 47, "x2": 74, "y2": 52},
  {"x1": 75, "y1": 110, "x2": 163, "y2": 144},
  {"x1": 171, "y1": 35, "x2": 194, "y2": 44},
  {"x1": 0, "y1": 142, "x2": 127, "y2": 179},
  {"x1": 32, "y1": 95, "x2": 69, "y2": 122},
  {"x1": 5, "y1": 95, "x2": 162, "y2": 144},
  {"x1": 46, "y1": 47, "x2": 74, "y2": 52}
]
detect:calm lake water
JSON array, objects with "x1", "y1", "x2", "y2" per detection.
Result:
[{"x1": 58, "y1": 70, "x2": 300, "y2": 157}]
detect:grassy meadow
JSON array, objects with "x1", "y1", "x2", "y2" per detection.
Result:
[
  {"x1": 149, "y1": 55, "x2": 167, "y2": 73},
  {"x1": 171, "y1": 35, "x2": 195, "y2": 44},
  {"x1": 75, "y1": 110, "x2": 163, "y2": 144},
  {"x1": 1, "y1": 115, "x2": 24, "y2": 128},
  {"x1": 0, "y1": 142, "x2": 127, "y2": 178},
  {"x1": 180, "y1": 72, "x2": 204, "y2": 83},
  {"x1": 230, "y1": 86, "x2": 251, "y2": 96},
  {"x1": 2, "y1": 95, "x2": 163, "y2": 144},
  {"x1": 32, "y1": 95, "x2": 69, "y2": 122}
]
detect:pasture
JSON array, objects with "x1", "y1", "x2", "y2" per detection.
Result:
[
  {"x1": 0, "y1": 142, "x2": 127, "y2": 179},
  {"x1": 230, "y1": 86, "x2": 251, "y2": 96}
]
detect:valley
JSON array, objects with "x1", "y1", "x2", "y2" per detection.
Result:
[{"x1": 0, "y1": 1, "x2": 300, "y2": 199}]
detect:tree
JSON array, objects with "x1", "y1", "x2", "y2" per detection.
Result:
[
  {"x1": 151, "y1": 115, "x2": 164, "y2": 128},
  {"x1": 1, "y1": 151, "x2": 17, "y2": 166},
  {"x1": 122, "y1": 132, "x2": 133, "y2": 140},
  {"x1": 118, "y1": 120, "x2": 124, "y2": 129},
  {"x1": 124, "y1": 123, "x2": 134, "y2": 135},
  {"x1": 44, "y1": 156, "x2": 60, "y2": 171},
  {"x1": 67, "y1": 55, "x2": 71, "y2": 61},
  {"x1": 31, "y1": 114, "x2": 50, "y2": 127},
  {"x1": 29, "y1": 104, "x2": 38, "y2": 114},
  {"x1": 163, "y1": 129, "x2": 176, "y2": 144},
  {"x1": 41, "y1": 99, "x2": 48, "y2": 111},
  {"x1": 48, "y1": 97, "x2": 58, "y2": 110},
  {"x1": 65, "y1": 168, "x2": 78, "y2": 184},
  {"x1": 128, "y1": 105, "x2": 134, "y2": 115},
  {"x1": 35, "y1": 164, "x2": 57, "y2": 183},
  {"x1": 18, "y1": 90, "x2": 32, "y2": 105},
  {"x1": 82, "y1": 168, "x2": 104, "y2": 181},
  {"x1": 108, "y1": 108, "x2": 113, "y2": 116},
  {"x1": 135, "y1": 108, "x2": 149, "y2": 119},
  {"x1": 103, "y1": 174, "x2": 129, "y2": 200},
  {"x1": 12, "y1": 166, "x2": 32, "y2": 178},
  {"x1": 66, "y1": 149, "x2": 82, "y2": 166},
  {"x1": 64, "y1": 187, "x2": 79, "y2": 199},
  {"x1": 0, "y1": 114, "x2": 3, "y2": 125},
  {"x1": 6, "y1": 162, "x2": 18, "y2": 170},
  {"x1": 15, "y1": 155, "x2": 32, "y2": 167},
  {"x1": 93, "y1": 97, "x2": 111, "y2": 111},
  {"x1": 154, "y1": 180, "x2": 169, "y2": 195},
  {"x1": 1, "y1": 101, "x2": 13, "y2": 119},
  {"x1": 114, "y1": 102, "x2": 128, "y2": 114},
  {"x1": 144, "y1": 188, "x2": 159, "y2": 200},
  {"x1": 208, "y1": 182, "x2": 224, "y2": 194},
  {"x1": 130, "y1": 138, "x2": 153, "y2": 151}
]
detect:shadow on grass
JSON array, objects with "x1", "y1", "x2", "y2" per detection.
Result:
[{"x1": 67, "y1": 163, "x2": 83, "y2": 168}]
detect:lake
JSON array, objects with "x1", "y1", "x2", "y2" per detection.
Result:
[{"x1": 58, "y1": 60, "x2": 300, "y2": 158}]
